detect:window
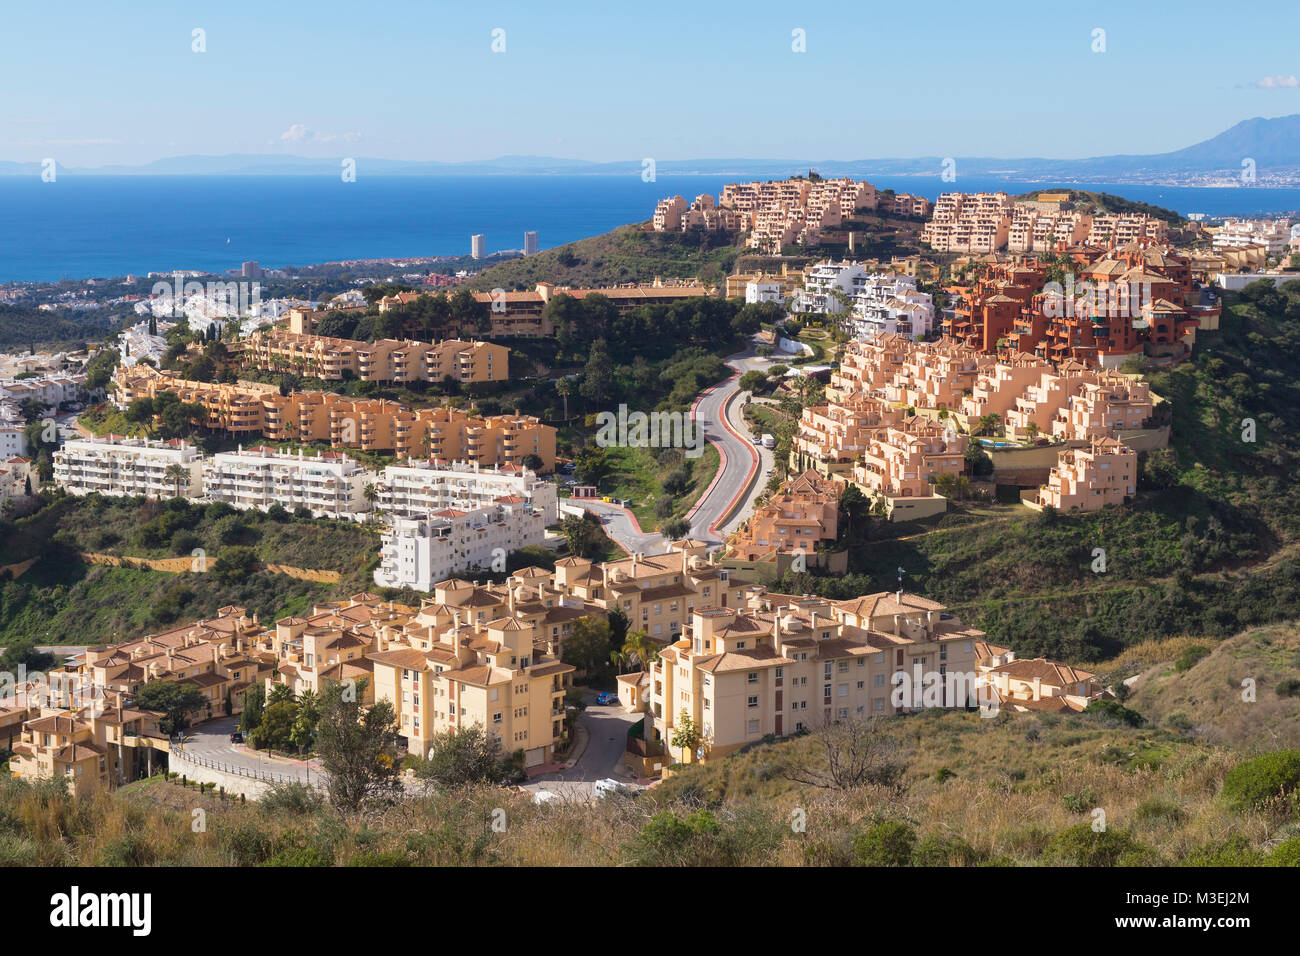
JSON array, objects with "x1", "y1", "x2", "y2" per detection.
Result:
[
  {"x1": 747, "y1": 719, "x2": 760, "y2": 734},
  {"x1": 493, "y1": 712, "x2": 502, "y2": 723},
  {"x1": 747, "y1": 672, "x2": 759, "y2": 684},
  {"x1": 747, "y1": 695, "x2": 758, "y2": 708}
]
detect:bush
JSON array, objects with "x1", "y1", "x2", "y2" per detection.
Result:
[
  {"x1": 1221, "y1": 750, "x2": 1300, "y2": 813},
  {"x1": 1276, "y1": 678, "x2": 1300, "y2": 698},
  {"x1": 1267, "y1": 835, "x2": 1300, "y2": 867},
  {"x1": 259, "y1": 782, "x2": 323, "y2": 814},
  {"x1": 853, "y1": 821, "x2": 916, "y2": 866},
  {"x1": 1174, "y1": 644, "x2": 1211, "y2": 672},
  {"x1": 1062, "y1": 787, "x2": 1097, "y2": 814},
  {"x1": 1182, "y1": 835, "x2": 1263, "y2": 867},
  {"x1": 1045, "y1": 823, "x2": 1146, "y2": 867},
  {"x1": 1132, "y1": 798, "x2": 1186, "y2": 826},
  {"x1": 1084, "y1": 699, "x2": 1144, "y2": 728},
  {"x1": 911, "y1": 834, "x2": 980, "y2": 866}
]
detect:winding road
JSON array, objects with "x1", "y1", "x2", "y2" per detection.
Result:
[{"x1": 569, "y1": 339, "x2": 774, "y2": 555}]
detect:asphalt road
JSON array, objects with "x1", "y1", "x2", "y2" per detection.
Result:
[
  {"x1": 522, "y1": 695, "x2": 645, "y2": 800},
  {"x1": 568, "y1": 340, "x2": 774, "y2": 554},
  {"x1": 182, "y1": 715, "x2": 319, "y2": 785}
]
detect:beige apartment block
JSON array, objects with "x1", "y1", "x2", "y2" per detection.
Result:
[
  {"x1": 1033, "y1": 437, "x2": 1136, "y2": 511},
  {"x1": 649, "y1": 588, "x2": 990, "y2": 760}
]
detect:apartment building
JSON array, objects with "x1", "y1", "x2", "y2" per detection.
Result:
[
  {"x1": 0, "y1": 455, "x2": 37, "y2": 502},
  {"x1": 921, "y1": 192, "x2": 1014, "y2": 254},
  {"x1": 376, "y1": 459, "x2": 558, "y2": 523},
  {"x1": 373, "y1": 502, "x2": 548, "y2": 591},
  {"x1": 851, "y1": 417, "x2": 968, "y2": 518},
  {"x1": 1086, "y1": 214, "x2": 1168, "y2": 247},
  {"x1": 1032, "y1": 437, "x2": 1136, "y2": 511},
  {"x1": 1049, "y1": 374, "x2": 1153, "y2": 441},
  {"x1": 975, "y1": 644, "x2": 1106, "y2": 713},
  {"x1": 53, "y1": 435, "x2": 204, "y2": 499},
  {"x1": 960, "y1": 353, "x2": 1053, "y2": 423},
  {"x1": 725, "y1": 268, "x2": 803, "y2": 299},
  {"x1": 724, "y1": 470, "x2": 840, "y2": 561},
  {"x1": 112, "y1": 365, "x2": 556, "y2": 468},
  {"x1": 672, "y1": 177, "x2": 879, "y2": 254},
  {"x1": 850, "y1": 273, "x2": 934, "y2": 341},
  {"x1": 1211, "y1": 218, "x2": 1293, "y2": 255},
  {"x1": 790, "y1": 394, "x2": 903, "y2": 476},
  {"x1": 8, "y1": 701, "x2": 171, "y2": 796},
  {"x1": 247, "y1": 330, "x2": 508, "y2": 385},
  {"x1": 791, "y1": 260, "x2": 868, "y2": 315},
  {"x1": 204, "y1": 445, "x2": 370, "y2": 518},
  {"x1": 553, "y1": 541, "x2": 748, "y2": 642},
  {"x1": 9, "y1": 605, "x2": 275, "y2": 792},
  {"x1": 366, "y1": 576, "x2": 582, "y2": 765},
  {"x1": 649, "y1": 588, "x2": 990, "y2": 760}
]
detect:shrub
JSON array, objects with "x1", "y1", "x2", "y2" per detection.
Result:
[
  {"x1": 1084, "y1": 699, "x2": 1144, "y2": 728},
  {"x1": 1045, "y1": 823, "x2": 1146, "y2": 867},
  {"x1": 1062, "y1": 787, "x2": 1097, "y2": 814},
  {"x1": 853, "y1": 821, "x2": 916, "y2": 866},
  {"x1": 1221, "y1": 750, "x2": 1300, "y2": 813},
  {"x1": 1267, "y1": 835, "x2": 1300, "y2": 867},
  {"x1": 1276, "y1": 678, "x2": 1300, "y2": 699},
  {"x1": 624, "y1": 809, "x2": 722, "y2": 866},
  {"x1": 1182, "y1": 835, "x2": 1263, "y2": 867},
  {"x1": 259, "y1": 782, "x2": 323, "y2": 814},
  {"x1": 1132, "y1": 798, "x2": 1186, "y2": 826},
  {"x1": 1175, "y1": 644, "x2": 1211, "y2": 672},
  {"x1": 912, "y1": 834, "x2": 980, "y2": 866}
]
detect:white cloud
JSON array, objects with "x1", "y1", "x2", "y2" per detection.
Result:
[
  {"x1": 280, "y1": 124, "x2": 361, "y2": 144},
  {"x1": 1254, "y1": 74, "x2": 1299, "y2": 89}
]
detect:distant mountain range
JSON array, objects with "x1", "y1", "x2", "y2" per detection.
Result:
[{"x1": 3, "y1": 115, "x2": 1299, "y2": 184}]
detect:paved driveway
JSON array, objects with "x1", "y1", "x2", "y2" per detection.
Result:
[
  {"x1": 522, "y1": 695, "x2": 645, "y2": 800},
  {"x1": 181, "y1": 715, "x2": 319, "y2": 785}
]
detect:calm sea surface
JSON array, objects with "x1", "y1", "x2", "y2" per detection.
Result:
[{"x1": 2, "y1": 174, "x2": 1298, "y2": 283}]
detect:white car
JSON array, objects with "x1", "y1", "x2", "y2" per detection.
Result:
[{"x1": 593, "y1": 778, "x2": 630, "y2": 799}]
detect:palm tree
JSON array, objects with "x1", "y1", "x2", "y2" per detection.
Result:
[
  {"x1": 609, "y1": 649, "x2": 630, "y2": 675},
  {"x1": 163, "y1": 463, "x2": 187, "y2": 499},
  {"x1": 622, "y1": 629, "x2": 658, "y2": 672},
  {"x1": 555, "y1": 377, "x2": 572, "y2": 420}
]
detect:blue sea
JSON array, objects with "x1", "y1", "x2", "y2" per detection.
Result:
[{"x1": 3, "y1": 173, "x2": 1300, "y2": 284}]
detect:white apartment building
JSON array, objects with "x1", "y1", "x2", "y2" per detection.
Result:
[
  {"x1": 745, "y1": 279, "x2": 786, "y2": 306},
  {"x1": 0, "y1": 372, "x2": 85, "y2": 409},
  {"x1": 850, "y1": 274, "x2": 934, "y2": 341},
  {"x1": 53, "y1": 436, "x2": 204, "y2": 499},
  {"x1": 1212, "y1": 218, "x2": 1293, "y2": 256},
  {"x1": 203, "y1": 445, "x2": 370, "y2": 518},
  {"x1": 791, "y1": 260, "x2": 869, "y2": 315},
  {"x1": 0, "y1": 425, "x2": 27, "y2": 458},
  {"x1": 376, "y1": 459, "x2": 558, "y2": 523},
  {"x1": 373, "y1": 503, "x2": 547, "y2": 591}
]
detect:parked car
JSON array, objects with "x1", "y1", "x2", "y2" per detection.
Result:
[
  {"x1": 229, "y1": 731, "x2": 244, "y2": 744},
  {"x1": 595, "y1": 691, "x2": 619, "y2": 705},
  {"x1": 594, "y1": 778, "x2": 630, "y2": 799}
]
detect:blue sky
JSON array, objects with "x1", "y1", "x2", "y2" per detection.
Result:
[{"x1": 1, "y1": 0, "x2": 1297, "y2": 166}]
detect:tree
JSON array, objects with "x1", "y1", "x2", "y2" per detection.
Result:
[
  {"x1": 520, "y1": 453, "x2": 544, "y2": 472},
  {"x1": 739, "y1": 370, "x2": 766, "y2": 393},
  {"x1": 579, "y1": 339, "x2": 613, "y2": 407},
  {"x1": 562, "y1": 616, "x2": 613, "y2": 676},
  {"x1": 135, "y1": 680, "x2": 206, "y2": 735},
  {"x1": 573, "y1": 443, "x2": 612, "y2": 487},
  {"x1": 240, "y1": 683, "x2": 266, "y2": 734},
  {"x1": 212, "y1": 546, "x2": 258, "y2": 586},
  {"x1": 621, "y1": 629, "x2": 658, "y2": 671},
  {"x1": 253, "y1": 699, "x2": 298, "y2": 751},
  {"x1": 315, "y1": 678, "x2": 401, "y2": 811},
  {"x1": 555, "y1": 376, "x2": 573, "y2": 420},
  {"x1": 670, "y1": 708, "x2": 702, "y2": 758},
  {"x1": 661, "y1": 516, "x2": 691, "y2": 540},
  {"x1": 163, "y1": 463, "x2": 188, "y2": 499},
  {"x1": 559, "y1": 510, "x2": 605, "y2": 559},
  {"x1": 415, "y1": 724, "x2": 523, "y2": 788},
  {"x1": 662, "y1": 467, "x2": 690, "y2": 497},
  {"x1": 779, "y1": 716, "x2": 907, "y2": 790},
  {"x1": 838, "y1": 483, "x2": 869, "y2": 541},
  {"x1": 288, "y1": 691, "x2": 319, "y2": 753}
]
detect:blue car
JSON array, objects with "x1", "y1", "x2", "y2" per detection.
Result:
[{"x1": 595, "y1": 692, "x2": 619, "y2": 705}]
